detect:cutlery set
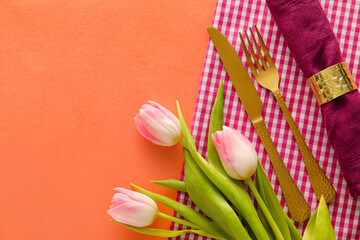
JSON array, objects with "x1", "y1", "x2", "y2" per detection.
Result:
[{"x1": 207, "y1": 26, "x2": 336, "y2": 222}]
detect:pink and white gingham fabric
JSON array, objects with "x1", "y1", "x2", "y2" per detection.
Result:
[{"x1": 170, "y1": 0, "x2": 360, "y2": 239}]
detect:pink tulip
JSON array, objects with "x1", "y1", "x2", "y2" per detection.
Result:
[
  {"x1": 212, "y1": 126, "x2": 258, "y2": 180},
  {"x1": 135, "y1": 101, "x2": 182, "y2": 146},
  {"x1": 107, "y1": 188, "x2": 159, "y2": 227}
]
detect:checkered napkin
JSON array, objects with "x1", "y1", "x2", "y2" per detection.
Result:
[{"x1": 169, "y1": 0, "x2": 360, "y2": 239}]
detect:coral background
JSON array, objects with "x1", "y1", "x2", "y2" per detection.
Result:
[{"x1": 0, "y1": 0, "x2": 215, "y2": 239}]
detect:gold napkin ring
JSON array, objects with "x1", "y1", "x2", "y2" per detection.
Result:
[{"x1": 307, "y1": 62, "x2": 358, "y2": 105}]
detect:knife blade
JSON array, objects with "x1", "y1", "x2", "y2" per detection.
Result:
[{"x1": 207, "y1": 26, "x2": 310, "y2": 222}]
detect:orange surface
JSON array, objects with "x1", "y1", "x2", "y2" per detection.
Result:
[{"x1": 0, "y1": 1, "x2": 216, "y2": 239}]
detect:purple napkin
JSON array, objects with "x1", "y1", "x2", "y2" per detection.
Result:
[{"x1": 266, "y1": 0, "x2": 360, "y2": 197}]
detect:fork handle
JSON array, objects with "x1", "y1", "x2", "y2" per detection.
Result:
[
  {"x1": 253, "y1": 118, "x2": 310, "y2": 222},
  {"x1": 272, "y1": 88, "x2": 336, "y2": 203}
]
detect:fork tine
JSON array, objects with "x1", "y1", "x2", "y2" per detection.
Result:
[
  {"x1": 254, "y1": 25, "x2": 275, "y2": 68},
  {"x1": 249, "y1": 27, "x2": 268, "y2": 70},
  {"x1": 239, "y1": 32, "x2": 258, "y2": 76},
  {"x1": 244, "y1": 30, "x2": 264, "y2": 73}
]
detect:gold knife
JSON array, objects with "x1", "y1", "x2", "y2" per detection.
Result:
[{"x1": 207, "y1": 26, "x2": 310, "y2": 222}]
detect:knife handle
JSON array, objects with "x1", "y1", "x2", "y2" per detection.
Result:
[
  {"x1": 253, "y1": 118, "x2": 310, "y2": 222},
  {"x1": 273, "y1": 89, "x2": 336, "y2": 203}
]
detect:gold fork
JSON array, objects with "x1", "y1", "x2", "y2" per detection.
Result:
[{"x1": 239, "y1": 26, "x2": 336, "y2": 203}]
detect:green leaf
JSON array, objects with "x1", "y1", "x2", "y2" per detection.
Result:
[
  {"x1": 177, "y1": 101, "x2": 269, "y2": 240},
  {"x1": 255, "y1": 161, "x2": 297, "y2": 240},
  {"x1": 284, "y1": 213, "x2": 303, "y2": 240},
  {"x1": 176, "y1": 101, "x2": 198, "y2": 161},
  {"x1": 302, "y1": 209, "x2": 317, "y2": 240},
  {"x1": 111, "y1": 220, "x2": 218, "y2": 238},
  {"x1": 303, "y1": 196, "x2": 336, "y2": 240},
  {"x1": 183, "y1": 148, "x2": 247, "y2": 240},
  {"x1": 157, "y1": 212, "x2": 199, "y2": 229},
  {"x1": 151, "y1": 179, "x2": 187, "y2": 192},
  {"x1": 207, "y1": 80, "x2": 225, "y2": 173},
  {"x1": 242, "y1": 216, "x2": 261, "y2": 240},
  {"x1": 245, "y1": 178, "x2": 285, "y2": 240},
  {"x1": 130, "y1": 184, "x2": 225, "y2": 239},
  {"x1": 257, "y1": 205, "x2": 275, "y2": 240}
]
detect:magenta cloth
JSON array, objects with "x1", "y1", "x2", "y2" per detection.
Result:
[
  {"x1": 170, "y1": 0, "x2": 360, "y2": 239},
  {"x1": 266, "y1": 0, "x2": 360, "y2": 198}
]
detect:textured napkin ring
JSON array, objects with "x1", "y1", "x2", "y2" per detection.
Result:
[{"x1": 307, "y1": 62, "x2": 358, "y2": 105}]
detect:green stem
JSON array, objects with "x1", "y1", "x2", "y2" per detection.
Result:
[
  {"x1": 158, "y1": 212, "x2": 199, "y2": 229},
  {"x1": 131, "y1": 184, "x2": 226, "y2": 239},
  {"x1": 196, "y1": 230, "x2": 227, "y2": 240},
  {"x1": 157, "y1": 213, "x2": 227, "y2": 240},
  {"x1": 246, "y1": 178, "x2": 285, "y2": 240},
  {"x1": 179, "y1": 137, "x2": 186, "y2": 147},
  {"x1": 112, "y1": 220, "x2": 224, "y2": 239}
]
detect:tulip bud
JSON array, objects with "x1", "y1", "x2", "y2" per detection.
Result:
[
  {"x1": 212, "y1": 126, "x2": 258, "y2": 180},
  {"x1": 135, "y1": 101, "x2": 182, "y2": 146},
  {"x1": 107, "y1": 188, "x2": 159, "y2": 227}
]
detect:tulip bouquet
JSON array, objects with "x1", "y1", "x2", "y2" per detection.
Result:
[{"x1": 108, "y1": 81, "x2": 336, "y2": 239}]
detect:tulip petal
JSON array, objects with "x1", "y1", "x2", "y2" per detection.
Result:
[
  {"x1": 230, "y1": 136, "x2": 257, "y2": 179},
  {"x1": 108, "y1": 202, "x2": 158, "y2": 227},
  {"x1": 140, "y1": 108, "x2": 181, "y2": 146},
  {"x1": 135, "y1": 101, "x2": 182, "y2": 146},
  {"x1": 212, "y1": 131, "x2": 234, "y2": 177},
  {"x1": 135, "y1": 114, "x2": 166, "y2": 145},
  {"x1": 114, "y1": 187, "x2": 158, "y2": 211},
  {"x1": 148, "y1": 101, "x2": 181, "y2": 131},
  {"x1": 215, "y1": 126, "x2": 258, "y2": 180},
  {"x1": 111, "y1": 193, "x2": 133, "y2": 208},
  {"x1": 211, "y1": 132, "x2": 226, "y2": 160},
  {"x1": 233, "y1": 143, "x2": 257, "y2": 177},
  {"x1": 215, "y1": 127, "x2": 240, "y2": 179},
  {"x1": 222, "y1": 126, "x2": 238, "y2": 162}
]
